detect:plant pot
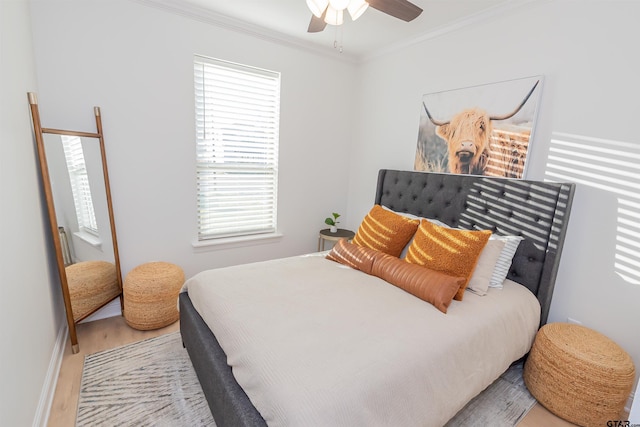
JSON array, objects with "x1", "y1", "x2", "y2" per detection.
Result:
[{"x1": 330, "y1": 225, "x2": 337, "y2": 233}]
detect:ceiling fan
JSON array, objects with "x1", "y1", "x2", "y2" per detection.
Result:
[{"x1": 306, "y1": 0, "x2": 423, "y2": 33}]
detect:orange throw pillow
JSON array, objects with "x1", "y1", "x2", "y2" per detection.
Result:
[
  {"x1": 371, "y1": 253, "x2": 464, "y2": 313},
  {"x1": 352, "y1": 205, "x2": 420, "y2": 257},
  {"x1": 405, "y1": 220, "x2": 491, "y2": 301}
]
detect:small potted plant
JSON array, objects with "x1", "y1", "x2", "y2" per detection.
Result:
[{"x1": 325, "y1": 212, "x2": 341, "y2": 233}]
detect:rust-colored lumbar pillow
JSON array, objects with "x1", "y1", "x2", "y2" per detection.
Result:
[
  {"x1": 327, "y1": 240, "x2": 464, "y2": 313},
  {"x1": 326, "y1": 239, "x2": 378, "y2": 274},
  {"x1": 371, "y1": 253, "x2": 465, "y2": 313},
  {"x1": 405, "y1": 220, "x2": 491, "y2": 301},
  {"x1": 352, "y1": 205, "x2": 420, "y2": 257}
]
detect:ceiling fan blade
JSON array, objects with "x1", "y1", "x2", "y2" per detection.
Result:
[
  {"x1": 307, "y1": 7, "x2": 328, "y2": 33},
  {"x1": 367, "y1": 0, "x2": 423, "y2": 22}
]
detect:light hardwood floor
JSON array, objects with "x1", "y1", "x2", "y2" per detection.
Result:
[{"x1": 47, "y1": 315, "x2": 577, "y2": 427}]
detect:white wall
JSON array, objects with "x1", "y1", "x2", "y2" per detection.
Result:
[
  {"x1": 0, "y1": 0, "x2": 65, "y2": 425},
  {"x1": 29, "y1": 0, "x2": 357, "y2": 281},
  {"x1": 347, "y1": 0, "x2": 640, "y2": 390}
]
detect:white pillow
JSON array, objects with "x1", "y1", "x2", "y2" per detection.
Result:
[
  {"x1": 466, "y1": 238, "x2": 506, "y2": 296},
  {"x1": 488, "y1": 235, "x2": 524, "y2": 288}
]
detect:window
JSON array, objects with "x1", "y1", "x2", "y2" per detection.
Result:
[
  {"x1": 194, "y1": 55, "x2": 280, "y2": 241},
  {"x1": 61, "y1": 135, "x2": 99, "y2": 236}
]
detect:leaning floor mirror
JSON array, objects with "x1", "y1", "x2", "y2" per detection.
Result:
[{"x1": 28, "y1": 92, "x2": 122, "y2": 354}]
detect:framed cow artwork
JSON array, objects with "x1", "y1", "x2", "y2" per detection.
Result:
[{"x1": 415, "y1": 76, "x2": 543, "y2": 178}]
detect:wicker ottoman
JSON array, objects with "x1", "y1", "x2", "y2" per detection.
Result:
[
  {"x1": 124, "y1": 262, "x2": 184, "y2": 330},
  {"x1": 66, "y1": 260, "x2": 119, "y2": 322},
  {"x1": 524, "y1": 323, "x2": 635, "y2": 427}
]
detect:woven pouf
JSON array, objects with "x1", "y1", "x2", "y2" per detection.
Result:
[
  {"x1": 524, "y1": 323, "x2": 635, "y2": 427},
  {"x1": 124, "y1": 262, "x2": 184, "y2": 330},
  {"x1": 66, "y1": 260, "x2": 119, "y2": 322}
]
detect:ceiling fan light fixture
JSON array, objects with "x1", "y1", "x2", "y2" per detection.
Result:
[
  {"x1": 324, "y1": 5, "x2": 344, "y2": 25},
  {"x1": 328, "y1": 0, "x2": 350, "y2": 11},
  {"x1": 347, "y1": 0, "x2": 369, "y2": 21},
  {"x1": 306, "y1": 0, "x2": 329, "y2": 18}
]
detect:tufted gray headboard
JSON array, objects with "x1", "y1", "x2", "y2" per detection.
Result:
[{"x1": 375, "y1": 169, "x2": 575, "y2": 326}]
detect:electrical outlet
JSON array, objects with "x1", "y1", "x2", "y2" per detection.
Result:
[{"x1": 567, "y1": 317, "x2": 582, "y2": 325}]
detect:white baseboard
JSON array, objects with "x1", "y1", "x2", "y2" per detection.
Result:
[
  {"x1": 32, "y1": 299, "x2": 122, "y2": 427},
  {"x1": 32, "y1": 321, "x2": 68, "y2": 427}
]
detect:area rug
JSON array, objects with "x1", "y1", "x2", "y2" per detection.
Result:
[
  {"x1": 77, "y1": 332, "x2": 536, "y2": 426},
  {"x1": 76, "y1": 332, "x2": 214, "y2": 426}
]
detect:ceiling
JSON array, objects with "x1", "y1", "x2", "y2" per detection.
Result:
[{"x1": 144, "y1": 0, "x2": 522, "y2": 61}]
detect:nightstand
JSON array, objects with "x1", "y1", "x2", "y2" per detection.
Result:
[{"x1": 317, "y1": 228, "x2": 355, "y2": 251}]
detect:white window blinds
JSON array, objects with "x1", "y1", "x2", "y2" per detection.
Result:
[
  {"x1": 61, "y1": 135, "x2": 99, "y2": 235},
  {"x1": 194, "y1": 56, "x2": 280, "y2": 240}
]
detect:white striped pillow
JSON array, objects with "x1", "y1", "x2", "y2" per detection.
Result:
[{"x1": 488, "y1": 235, "x2": 524, "y2": 288}]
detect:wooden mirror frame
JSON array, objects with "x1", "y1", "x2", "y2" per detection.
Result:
[{"x1": 28, "y1": 92, "x2": 122, "y2": 354}]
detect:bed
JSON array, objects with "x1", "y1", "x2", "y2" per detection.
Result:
[{"x1": 179, "y1": 169, "x2": 575, "y2": 427}]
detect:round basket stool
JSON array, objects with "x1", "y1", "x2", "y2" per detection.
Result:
[
  {"x1": 66, "y1": 260, "x2": 119, "y2": 322},
  {"x1": 124, "y1": 262, "x2": 184, "y2": 330},
  {"x1": 524, "y1": 323, "x2": 635, "y2": 427}
]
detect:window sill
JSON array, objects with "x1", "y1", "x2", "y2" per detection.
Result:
[
  {"x1": 73, "y1": 231, "x2": 102, "y2": 249},
  {"x1": 191, "y1": 232, "x2": 284, "y2": 251}
]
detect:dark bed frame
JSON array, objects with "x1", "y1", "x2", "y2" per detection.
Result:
[{"x1": 180, "y1": 169, "x2": 575, "y2": 427}]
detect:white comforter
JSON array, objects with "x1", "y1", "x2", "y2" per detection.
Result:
[{"x1": 182, "y1": 252, "x2": 540, "y2": 427}]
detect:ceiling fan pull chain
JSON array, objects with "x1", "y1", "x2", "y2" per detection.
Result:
[{"x1": 333, "y1": 24, "x2": 343, "y2": 53}]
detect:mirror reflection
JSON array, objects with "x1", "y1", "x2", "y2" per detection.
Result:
[
  {"x1": 44, "y1": 134, "x2": 120, "y2": 321},
  {"x1": 45, "y1": 134, "x2": 114, "y2": 264}
]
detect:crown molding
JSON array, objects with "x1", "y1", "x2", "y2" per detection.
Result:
[
  {"x1": 129, "y1": 0, "x2": 359, "y2": 64},
  {"x1": 361, "y1": 0, "x2": 541, "y2": 63}
]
